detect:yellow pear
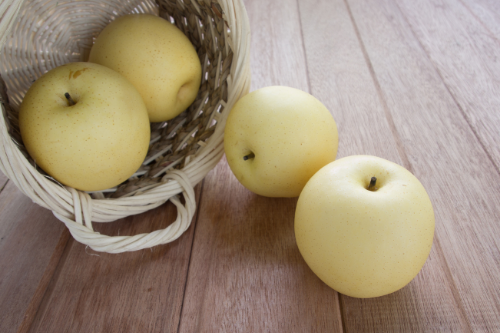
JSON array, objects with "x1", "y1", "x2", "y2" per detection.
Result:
[
  {"x1": 224, "y1": 86, "x2": 339, "y2": 197},
  {"x1": 19, "y1": 62, "x2": 150, "y2": 191},
  {"x1": 89, "y1": 14, "x2": 202, "y2": 122},
  {"x1": 295, "y1": 155, "x2": 435, "y2": 298}
]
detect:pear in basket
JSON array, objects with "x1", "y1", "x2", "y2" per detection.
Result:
[
  {"x1": 18, "y1": 62, "x2": 151, "y2": 192},
  {"x1": 89, "y1": 14, "x2": 202, "y2": 123}
]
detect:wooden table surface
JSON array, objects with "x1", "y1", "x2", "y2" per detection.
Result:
[{"x1": 2, "y1": 0, "x2": 500, "y2": 332}]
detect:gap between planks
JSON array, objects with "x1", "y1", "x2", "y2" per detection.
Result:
[
  {"x1": 295, "y1": 0, "x2": 313, "y2": 102},
  {"x1": 0, "y1": 177, "x2": 8, "y2": 194},
  {"x1": 176, "y1": 178, "x2": 206, "y2": 333}
]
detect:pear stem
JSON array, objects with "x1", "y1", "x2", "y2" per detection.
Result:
[
  {"x1": 243, "y1": 152, "x2": 255, "y2": 161},
  {"x1": 368, "y1": 177, "x2": 377, "y2": 191},
  {"x1": 65, "y1": 92, "x2": 76, "y2": 106}
]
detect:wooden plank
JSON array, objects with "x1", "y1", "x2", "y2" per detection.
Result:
[
  {"x1": 459, "y1": 0, "x2": 500, "y2": 41},
  {"x1": 299, "y1": 0, "x2": 471, "y2": 331},
  {"x1": 347, "y1": 0, "x2": 500, "y2": 330},
  {"x1": 244, "y1": 0, "x2": 309, "y2": 92},
  {"x1": 0, "y1": 181, "x2": 68, "y2": 333},
  {"x1": 396, "y1": 0, "x2": 500, "y2": 172},
  {"x1": 178, "y1": 0, "x2": 343, "y2": 331},
  {"x1": 27, "y1": 185, "x2": 203, "y2": 333}
]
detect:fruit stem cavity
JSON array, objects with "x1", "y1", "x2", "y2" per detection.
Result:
[
  {"x1": 243, "y1": 152, "x2": 255, "y2": 161},
  {"x1": 368, "y1": 177, "x2": 377, "y2": 191},
  {"x1": 65, "y1": 92, "x2": 76, "y2": 106}
]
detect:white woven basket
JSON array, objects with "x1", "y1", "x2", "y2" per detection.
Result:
[{"x1": 0, "y1": 0, "x2": 251, "y2": 253}]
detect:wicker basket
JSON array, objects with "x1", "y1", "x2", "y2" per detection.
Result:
[{"x1": 0, "y1": 0, "x2": 251, "y2": 253}]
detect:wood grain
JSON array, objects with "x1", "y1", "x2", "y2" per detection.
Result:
[
  {"x1": 396, "y1": 0, "x2": 500, "y2": 172},
  {"x1": 299, "y1": 0, "x2": 470, "y2": 331},
  {"x1": 2, "y1": 0, "x2": 500, "y2": 332},
  {"x1": 178, "y1": 0, "x2": 343, "y2": 331},
  {"x1": 459, "y1": 0, "x2": 500, "y2": 41},
  {"x1": 26, "y1": 185, "x2": 203, "y2": 333},
  {"x1": 243, "y1": 0, "x2": 309, "y2": 92},
  {"x1": 0, "y1": 181, "x2": 68, "y2": 333},
  {"x1": 347, "y1": 0, "x2": 500, "y2": 330}
]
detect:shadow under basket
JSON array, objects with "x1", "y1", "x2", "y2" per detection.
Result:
[{"x1": 0, "y1": 0, "x2": 251, "y2": 253}]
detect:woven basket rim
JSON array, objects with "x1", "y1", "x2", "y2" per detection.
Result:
[{"x1": 0, "y1": 0, "x2": 252, "y2": 253}]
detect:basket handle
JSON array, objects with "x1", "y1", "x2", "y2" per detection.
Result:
[{"x1": 53, "y1": 169, "x2": 196, "y2": 253}]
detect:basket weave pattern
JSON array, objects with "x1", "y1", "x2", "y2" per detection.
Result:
[{"x1": 0, "y1": 0, "x2": 251, "y2": 253}]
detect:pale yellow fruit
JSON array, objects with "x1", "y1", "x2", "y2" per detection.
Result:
[
  {"x1": 224, "y1": 86, "x2": 338, "y2": 197},
  {"x1": 295, "y1": 155, "x2": 435, "y2": 298},
  {"x1": 88, "y1": 14, "x2": 202, "y2": 122},
  {"x1": 19, "y1": 62, "x2": 151, "y2": 192}
]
